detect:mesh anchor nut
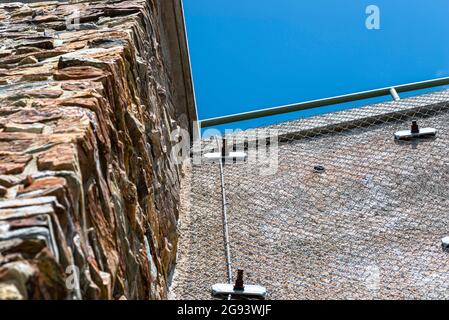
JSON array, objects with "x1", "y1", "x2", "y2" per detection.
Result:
[
  {"x1": 314, "y1": 165, "x2": 326, "y2": 173},
  {"x1": 234, "y1": 269, "x2": 245, "y2": 291}
]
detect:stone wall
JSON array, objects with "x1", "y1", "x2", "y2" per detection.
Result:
[{"x1": 0, "y1": 0, "x2": 194, "y2": 299}]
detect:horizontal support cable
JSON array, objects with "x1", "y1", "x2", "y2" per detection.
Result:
[{"x1": 200, "y1": 76, "x2": 449, "y2": 128}]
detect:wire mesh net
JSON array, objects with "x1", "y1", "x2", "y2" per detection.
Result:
[{"x1": 171, "y1": 89, "x2": 449, "y2": 300}]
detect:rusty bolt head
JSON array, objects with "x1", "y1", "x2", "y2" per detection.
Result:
[
  {"x1": 411, "y1": 120, "x2": 420, "y2": 134},
  {"x1": 234, "y1": 269, "x2": 245, "y2": 291}
]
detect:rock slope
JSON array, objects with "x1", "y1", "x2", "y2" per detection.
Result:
[{"x1": 0, "y1": 0, "x2": 187, "y2": 299}]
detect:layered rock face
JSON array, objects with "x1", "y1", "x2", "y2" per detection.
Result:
[{"x1": 0, "y1": 0, "x2": 190, "y2": 299}]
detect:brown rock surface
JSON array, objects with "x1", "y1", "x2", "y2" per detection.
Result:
[{"x1": 0, "y1": 0, "x2": 191, "y2": 300}]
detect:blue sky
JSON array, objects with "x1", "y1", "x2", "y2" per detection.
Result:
[{"x1": 183, "y1": 0, "x2": 449, "y2": 132}]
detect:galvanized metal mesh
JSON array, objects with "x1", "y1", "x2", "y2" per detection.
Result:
[{"x1": 171, "y1": 89, "x2": 449, "y2": 300}]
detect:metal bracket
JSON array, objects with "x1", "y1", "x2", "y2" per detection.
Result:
[
  {"x1": 394, "y1": 121, "x2": 437, "y2": 140},
  {"x1": 203, "y1": 152, "x2": 247, "y2": 162},
  {"x1": 212, "y1": 270, "x2": 267, "y2": 300},
  {"x1": 203, "y1": 138, "x2": 247, "y2": 163},
  {"x1": 212, "y1": 283, "x2": 267, "y2": 299}
]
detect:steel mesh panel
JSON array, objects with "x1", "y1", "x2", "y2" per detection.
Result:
[
  {"x1": 172, "y1": 89, "x2": 449, "y2": 300},
  {"x1": 170, "y1": 163, "x2": 228, "y2": 299}
]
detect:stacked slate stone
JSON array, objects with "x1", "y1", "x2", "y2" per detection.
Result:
[{"x1": 0, "y1": 0, "x2": 184, "y2": 300}]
